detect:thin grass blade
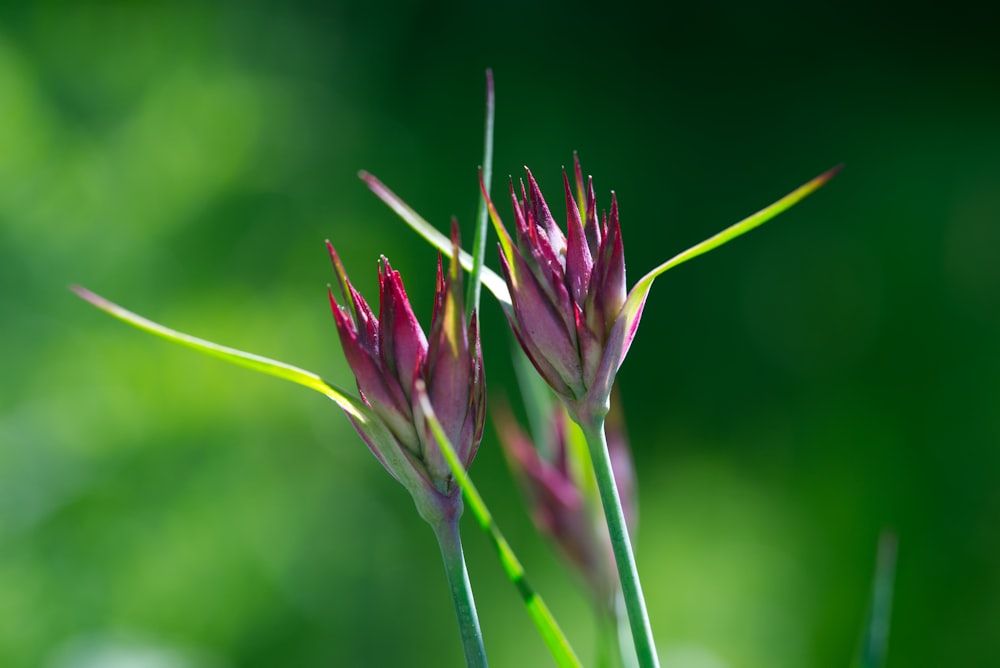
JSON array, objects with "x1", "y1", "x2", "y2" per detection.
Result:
[
  {"x1": 359, "y1": 172, "x2": 512, "y2": 307},
  {"x1": 71, "y1": 285, "x2": 367, "y2": 420},
  {"x1": 466, "y1": 69, "x2": 496, "y2": 312},
  {"x1": 618, "y1": 165, "x2": 843, "y2": 340}
]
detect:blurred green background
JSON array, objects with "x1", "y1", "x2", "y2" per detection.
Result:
[{"x1": 2, "y1": 2, "x2": 998, "y2": 666}]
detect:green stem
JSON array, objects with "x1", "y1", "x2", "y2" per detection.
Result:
[
  {"x1": 417, "y1": 381, "x2": 582, "y2": 667},
  {"x1": 466, "y1": 68, "x2": 495, "y2": 313},
  {"x1": 581, "y1": 420, "x2": 660, "y2": 668},
  {"x1": 432, "y1": 514, "x2": 489, "y2": 668}
]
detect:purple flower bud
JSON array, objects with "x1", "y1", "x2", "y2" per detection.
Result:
[
  {"x1": 495, "y1": 389, "x2": 637, "y2": 612},
  {"x1": 327, "y1": 223, "x2": 486, "y2": 496},
  {"x1": 484, "y1": 155, "x2": 627, "y2": 424},
  {"x1": 368, "y1": 157, "x2": 838, "y2": 431}
]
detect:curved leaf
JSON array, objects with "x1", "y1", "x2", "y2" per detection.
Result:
[
  {"x1": 360, "y1": 171, "x2": 513, "y2": 308},
  {"x1": 617, "y1": 164, "x2": 843, "y2": 358},
  {"x1": 71, "y1": 285, "x2": 366, "y2": 420}
]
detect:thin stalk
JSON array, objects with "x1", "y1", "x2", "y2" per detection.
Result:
[
  {"x1": 581, "y1": 420, "x2": 660, "y2": 668},
  {"x1": 416, "y1": 381, "x2": 583, "y2": 667},
  {"x1": 466, "y1": 68, "x2": 495, "y2": 313},
  {"x1": 432, "y1": 514, "x2": 489, "y2": 668}
]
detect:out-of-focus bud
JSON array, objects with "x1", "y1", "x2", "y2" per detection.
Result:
[{"x1": 495, "y1": 389, "x2": 636, "y2": 612}]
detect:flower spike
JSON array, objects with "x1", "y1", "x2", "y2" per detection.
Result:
[
  {"x1": 482, "y1": 159, "x2": 840, "y2": 426},
  {"x1": 483, "y1": 159, "x2": 630, "y2": 423},
  {"x1": 496, "y1": 397, "x2": 637, "y2": 613},
  {"x1": 327, "y1": 227, "x2": 486, "y2": 497}
]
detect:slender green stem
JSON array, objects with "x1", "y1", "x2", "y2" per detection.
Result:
[
  {"x1": 466, "y1": 68, "x2": 495, "y2": 313},
  {"x1": 416, "y1": 381, "x2": 583, "y2": 667},
  {"x1": 581, "y1": 420, "x2": 660, "y2": 668},
  {"x1": 432, "y1": 514, "x2": 489, "y2": 668}
]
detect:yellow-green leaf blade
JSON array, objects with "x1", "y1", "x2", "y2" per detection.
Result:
[
  {"x1": 359, "y1": 171, "x2": 512, "y2": 307},
  {"x1": 620, "y1": 164, "x2": 842, "y2": 335},
  {"x1": 71, "y1": 285, "x2": 365, "y2": 421}
]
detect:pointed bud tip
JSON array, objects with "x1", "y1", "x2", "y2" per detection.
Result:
[
  {"x1": 326, "y1": 241, "x2": 350, "y2": 276},
  {"x1": 376, "y1": 256, "x2": 387, "y2": 277},
  {"x1": 325, "y1": 239, "x2": 339, "y2": 259}
]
